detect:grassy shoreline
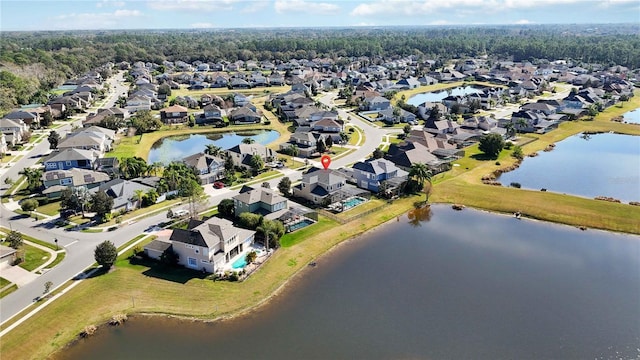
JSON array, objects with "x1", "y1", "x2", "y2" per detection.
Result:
[{"x1": 2, "y1": 92, "x2": 640, "y2": 360}]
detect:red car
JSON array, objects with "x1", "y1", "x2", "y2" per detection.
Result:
[{"x1": 213, "y1": 181, "x2": 225, "y2": 189}]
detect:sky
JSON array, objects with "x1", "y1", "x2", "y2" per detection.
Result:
[{"x1": 0, "y1": 0, "x2": 638, "y2": 31}]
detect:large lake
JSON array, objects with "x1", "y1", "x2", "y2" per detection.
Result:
[
  {"x1": 58, "y1": 205, "x2": 640, "y2": 360},
  {"x1": 147, "y1": 130, "x2": 279, "y2": 164},
  {"x1": 499, "y1": 133, "x2": 640, "y2": 203},
  {"x1": 622, "y1": 107, "x2": 640, "y2": 124},
  {"x1": 407, "y1": 86, "x2": 482, "y2": 106}
]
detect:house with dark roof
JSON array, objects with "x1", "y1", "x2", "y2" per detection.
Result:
[
  {"x1": 92, "y1": 178, "x2": 154, "y2": 212},
  {"x1": 293, "y1": 167, "x2": 365, "y2": 206},
  {"x1": 225, "y1": 143, "x2": 274, "y2": 169},
  {"x1": 197, "y1": 104, "x2": 223, "y2": 125},
  {"x1": 229, "y1": 106, "x2": 261, "y2": 124},
  {"x1": 386, "y1": 141, "x2": 453, "y2": 173},
  {"x1": 3, "y1": 110, "x2": 39, "y2": 128},
  {"x1": 160, "y1": 104, "x2": 189, "y2": 124},
  {"x1": 361, "y1": 95, "x2": 391, "y2": 111},
  {"x1": 43, "y1": 148, "x2": 99, "y2": 171},
  {"x1": 311, "y1": 118, "x2": 342, "y2": 133},
  {"x1": 146, "y1": 217, "x2": 255, "y2": 273},
  {"x1": 352, "y1": 158, "x2": 408, "y2": 193},
  {"x1": 182, "y1": 152, "x2": 225, "y2": 184},
  {"x1": 233, "y1": 187, "x2": 288, "y2": 218}
]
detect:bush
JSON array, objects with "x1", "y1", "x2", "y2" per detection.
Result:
[
  {"x1": 495, "y1": 161, "x2": 501, "y2": 166},
  {"x1": 510, "y1": 182, "x2": 522, "y2": 188},
  {"x1": 504, "y1": 142, "x2": 513, "y2": 150}
]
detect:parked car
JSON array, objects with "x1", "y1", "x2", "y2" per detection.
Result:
[
  {"x1": 171, "y1": 209, "x2": 189, "y2": 218},
  {"x1": 213, "y1": 181, "x2": 225, "y2": 189}
]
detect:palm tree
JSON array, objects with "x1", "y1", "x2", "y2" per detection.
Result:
[
  {"x1": 242, "y1": 137, "x2": 255, "y2": 144},
  {"x1": 204, "y1": 144, "x2": 222, "y2": 156},
  {"x1": 133, "y1": 189, "x2": 145, "y2": 209},
  {"x1": 409, "y1": 163, "x2": 432, "y2": 201},
  {"x1": 504, "y1": 122, "x2": 516, "y2": 138},
  {"x1": 257, "y1": 224, "x2": 275, "y2": 252},
  {"x1": 515, "y1": 118, "x2": 527, "y2": 135},
  {"x1": 148, "y1": 162, "x2": 163, "y2": 176}
]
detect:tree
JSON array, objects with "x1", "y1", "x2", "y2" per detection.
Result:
[
  {"x1": 257, "y1": 219, "x2": 285, "y2": 250},
  {"x1": 316, "y1": 138, "x2": 326, "y2": 154},
  {"x1": 7, "y1": 230, "x2": 23, "y2": 249},
  {"x1": 130, "y1": 110, "x2": 162, "y2": 134},
  {"x1": 278, "y1": 176, "x2": 292, "y2": 197},
  {"x1": 20, "y1": 198, "x2": 38, "y2": 215},
  {"x1": 478, "y1": 133, "x2": 505, "y2": 159},
  {"x1": 90, "y1": 190, "x2": 114, "y2": 221},
  {"x1": 409, "y1": 163, "x2": 432, "y2": 192},
  {"x1": 512, "y1": 145, "x2": 524, "y2": 160},
  {"x1": 20, "y1": 167, "x2": 43, "y2": 192},
  {"x1": 325, "y1": 135, "x2": 333, "y2": 148},
  {"x1": 119, "y1": 157, "x2": 148, "y2": 179},
  {"x1": 428, "y1": 105, "x2": 441, "y2": 122},
  {"x1": 204, "y1": 144, "x2": 222, "y2": 156},
  {"x1": 504, "y1": 122, "x2": 516, "y2": 138},
  {"x1": 47, "y1": 130, "x2": 60, "y2": 150},
  {"x1": 94, "y1": 240, "x2": 117, "y2": 269},
  {"x1": 239, "y1": 212, "x2": 263, "y2": 229},
  {"x1": 143, "y1": 189, "x2": 159, "y2": 207},
  {"x1": 224, "y1": 153, "x2": 235, "y2": 171},
  {"x1": 218, "y1": 198, "x2": 235, "y2": 218},
  {"x1": 372, "y1": 148, "x2": 384, "y2": 159},
  {"x1": 403, "y1": 124, "x2": 412, "y2": 135},
  {"x1": 245, "y1": 251, "x2": 257, "y2": 264},
  {"x1": 98, "y1": 114, "x2": 125, "y2": 130},
  {"x1": 133, "y1": 189, "x2": 145, "y2": 209},
  {"x1": 242, "y1": 137, "x2": 255, "y2": 144},
  {"x1": 249, "y1": 154, "x2": 264, "y2": 173},
  {"x1": 378, "y1": 180, "x2": 391, "y2": 198},
  {"x1": 42, "y1": 110, "x2": 54, "y2": 127}
]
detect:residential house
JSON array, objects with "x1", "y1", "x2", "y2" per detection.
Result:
[
  {"x1": 83, "y1": 107, "x2": 129, "y2": 127},
  {"x1": 41, "y1": 168, "x2": 110, "y2": 198},
  {"x1": 396, "y1": 77, "x2": 421, "y2": 89},
  {"x1": 293, "y1": 167, "x2": 363, "y2": 206},
  {"x1": 361, "y1": 95, "x2": 391, "y2": 111},
  {"x1": 93, "y1": 178, "x2": 154, "y2": 212},
  {"x1": 312, "y1": 118, "x2": 342, "y2": 133},
  {"x1": 3, "y1": 110, "x2": 39, "y2": 128},
  {"x1": 226, "y1": 143, "x2": 274, "y2": 169},
  {"x1": 0, "y1": 245, "x2": 17, "y2": 268},
  {"x1": 0, "y1": 118, "x2": 29, "y2": 145},
  {"x1": 279, "y1": 129, "x2": 320, "y2": 158},
  {"x1": 229, "y1": 106, "x2": 261, "y2": 124},
  {"x1": 147, "y1": 217, "x2": 255, "y2": 273},
  {"x1": 57, "y1": 126, "x2": 115, "y2": 155},
  {"x1": 352, "y1": 158, "x2": 408, "y2": 193},
  {"x1": 386, "y1": 141, "x2": 452, "y2": 173},
  {"x1": 182, "y1": 152, "x2": 225, "y2": 184},
  {"x1": 510, "y1": 110, "x2": 558, "y2": 133},
  {"x1": 43, "y1": 148, "x2": 98, "y2": 171},
  {"x1": 197, "y1": 104, "x2": 224, "y2": 125},
  {"x1": 160, "y1": 104, "x2": 189, "y2": 124},
  {"x1": 233, "y1": 187, "x2": 288, "y2": 218},
  {"x1": 378, "y1": 107, "x2": 417, "y2": 124},
  {"x1": 125, "y1": 95, "x2": 152, "y2": 112},
  {"x1": 233, "y1": 93, "x2": 250, "y2": 107}
]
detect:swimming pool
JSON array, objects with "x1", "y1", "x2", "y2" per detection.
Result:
[
  {"x1": 231, "y1": 255, "x2": 247, "y2": 269},
  {"x1": 343, "y1": 197, "x2": 367, "y2": 210},
  {"x1": 287, "y1": 219, "x2": 315, "y2": 232}
]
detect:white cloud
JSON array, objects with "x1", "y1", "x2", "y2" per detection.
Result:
[
  {"x1": 148, "y1": 0, "x2": 239, "y2": 12},
  {"x1": 514, "y1": 19, "x2": 534, "y2": 24},
  {"x1": 190, "y1": 22, "x2": 215, "y2": 28},
  {"x1": 96, "y1": 0, "x2": 125, "y2": 8},
  {"x1": 52, "y1": 9, "x2": 142, "y2": 29},
  {"x1": 241, "y1": 0, "x2": 270, "y2": 13},
  {"x1": 274, "y1": 0, "x2": 340, "y2": 14}
]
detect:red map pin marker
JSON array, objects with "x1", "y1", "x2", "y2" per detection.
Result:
[{"x1": 321, "y1": 155, "x2": 331, "y2": 170}]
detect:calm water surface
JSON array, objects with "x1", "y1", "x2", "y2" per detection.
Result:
[
  {"x1": 499, "y1": 133, "x2": 640, "y2": 203},
  {"x1": 59, "y1": 206, "x2": 640, "y2": 360},
  {"x1": 407, "y1": 86, "x2": 482, "y2": 106},
  {"x1": 147, "y1": 130, "x2": 279, "y2": 164},
  {"x1": 622, "y1": 107, "x2": 640, "y2": 124}
]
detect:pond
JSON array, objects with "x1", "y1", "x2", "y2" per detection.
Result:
[
  {"x1": 406, "y1": 85, "x2": 482, "y2": 106},
  {"x1": 499, "y1": 133, "x2": 640, "y2": 203},
  {"x1": 622, "y1": 107, "x2": 640, "y2": 124},
  {"x1": 147, "y1": 130, "x2": 280, "y2": 164},
  {"x1": 57, "y1": 205, "x2": 640, "y2": 360}
]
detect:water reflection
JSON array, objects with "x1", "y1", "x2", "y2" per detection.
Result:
[{"x1": 407, "y1": 204, "x2": 433, "y2": 227}]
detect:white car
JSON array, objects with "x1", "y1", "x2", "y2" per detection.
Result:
[{"x1": 172, "y1": 209, "x2": 189, "y2": 218}]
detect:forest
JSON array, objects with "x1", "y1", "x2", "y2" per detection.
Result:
[{"x1": 1, "y1": 24, "x2": 639, "y2": 114}]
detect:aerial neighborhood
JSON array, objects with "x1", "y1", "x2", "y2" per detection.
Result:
[{"x1": 1, "y1": 51, "x2": 637, "y2": 280}]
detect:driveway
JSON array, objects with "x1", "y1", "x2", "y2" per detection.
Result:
[{"x1": 0, "y1": 263, "x2": 38, "y2": 287}]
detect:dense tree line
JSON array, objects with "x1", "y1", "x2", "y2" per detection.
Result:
[{"x1": 1, "y1": 24, "x2": 639, "y2": 114}]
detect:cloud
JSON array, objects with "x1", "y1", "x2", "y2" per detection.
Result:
[
  {"x1": 96, "y1": 0, "x2": 125, "y2": 8},
  {"x1": 148, "y1": 0, "x2": 239, "y2": 12},
  {"x1": 274, "y1": 0, "x2": 340, "y2": 14},
  {"x1": 514, "y1": 19, "x2": 534, "y2": 24},
  {"x1": 190, "y1": 22, "x2": 215, "y2": 28},
  {"x1": 240, "y1": 0, "x2": 270, "y2": 13},
  {"x1": 52, "y1": 9, "x2": 142, "y2": 29},
  {"x1": 350, "y1": 0, "x2": 498, "y2": 17}
]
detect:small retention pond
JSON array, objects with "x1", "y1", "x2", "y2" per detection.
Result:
[
  {"x1": 498, "y1": 133, "x2": 640, "y2": 203},
  {"x1": 406, "y1": 85, "x2": 482, "y2": 106},
  {"x1": 622, "y1": 107, "x2": 640, "y2": 124},
  {"x1": 147, "y1": 130, "x2": 280, "y2": 164}
]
